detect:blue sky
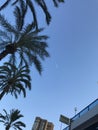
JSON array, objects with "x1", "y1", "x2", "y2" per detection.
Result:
[{"x1": 0, "y1": 0, "x2": 98, "y2": 130}]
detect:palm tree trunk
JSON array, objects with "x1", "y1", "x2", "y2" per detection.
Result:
[
  {"x1": 5, "y1": 124, "x2": 10, "y2": 130},
  {"x1": 0, "y1": 44, "x2": 16, "y2": 60},
  {"x1": 0, "y1": 50, "x2": 9, "y2": 60}
]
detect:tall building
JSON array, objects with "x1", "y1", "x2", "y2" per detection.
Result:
[
  {"x1": 63, "y1": 98, "x2": 98, "y2": 130},
  {"x1": 32, "y1": 117, "x2": 54, "y2": 130}
]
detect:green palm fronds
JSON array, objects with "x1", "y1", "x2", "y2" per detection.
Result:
[
  {"x1": 0, "y1": 62, "x2": 31, "y2": 100},
  {"x1": 0, "y1": 109, "x2": 26, "y2": 130},
  {"x1": 0, "y1": 0, "x2": 65, "y2": 28},
  {"x1": 0, "y1": 3, "x2": 49, "y2": 74}
]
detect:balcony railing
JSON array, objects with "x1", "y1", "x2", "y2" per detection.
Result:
[{"x1": 63, "y1": 98, "x2": 98, "y2": 130}]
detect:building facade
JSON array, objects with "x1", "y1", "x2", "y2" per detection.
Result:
[
  {"x1": 32, "y1": 117, "x2": 54, "y2": 130},
  {"x1": 63, "y1": 98, "x2": 98, "y2": 130}
]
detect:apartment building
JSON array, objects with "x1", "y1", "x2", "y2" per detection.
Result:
[{"x1": 32, "y1": 117, "x2": 54, "y2": 130}]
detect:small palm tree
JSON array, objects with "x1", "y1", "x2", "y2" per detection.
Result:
[
  {"x1": 0, "y1": 0, "x2": 64, "y2": 28},
  {"x1": 0, "y1": 62, "x2": 31, "y2": 100},
  {"x1": 0, "y1": 2, "x2": 49, "y2": 74},
  {"x1": 0, "y1": 109, "x2": 26, "y2": 130}
]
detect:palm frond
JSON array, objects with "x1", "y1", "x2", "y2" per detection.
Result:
[
  {"x1": 26, "y1": 0, "x2": 38, "y2": 29},
  {"x1": 0, "y1": 63, "x2": 31, "y2": 99},
  {"x1": 0, "y1": 114, "x2": 6, "y2": 121},
  {"x1": 10, "y1": 109, "x2": 23, "y2": 123},
  {"x1": 0, "y1": 0, "x2": 65, "y2": 29},
  {"x1": 14, "y1": 0, "x2": 27, "y2": 31},
  {"x1": 9, "y1": 53, "x2": 16, "y2": 66},
  {"x1": 32, "y1": 56, "x2": 42, "y2": 74},
  {"x1": 21, "y1": 22, "x2": 35, "y2": 35},
  {"x1": 14, "y1": 83, "x2": 26, "y2": 98},
  {"x1": 13, "y1": 121, "x2": 26, "y2": 127},
  {"x1": 53, "y1": 0, "x2": 65, "y2": 7},
  {"x1": 0, "y1": 0, "x2": 11, "y2": 11},
  {"x1": 0, "y1": 30, "x2": 11, "y2": 40},
  {"x1": 12, "y1": 0, "x2": 19, "y2": 5},
  {"x1": 3, "y1": 109, "x2": 9, "y2": 122},
  {"x1": 0, "y1": 109, "x2": 26, "y2": 130},
  {"x1": 0, "y1": 14, "x2": 17, "y2": 34},
  {"x1": 14, "y1": 6, "x2": 22, "y2": 31},
  {"x1": 35, "y1": 0, "x2": 51, "y2": 24},
  {"x1": 0, "y1": 4, "x2": 49, "y2": 74}
]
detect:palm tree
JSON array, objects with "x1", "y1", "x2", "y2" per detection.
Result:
[
  {"x1": 0, "y1": 62, "x2": 31, "y2": 100},
  {"x1": 0, "y1": 2, "x2": 49, "y2": 74},
  {"x1": 0, "y1": 0, "x2": 65, "y2": 29},
  {"x1": 0, "y1": 109, "x2": 26, "y2": 130}
]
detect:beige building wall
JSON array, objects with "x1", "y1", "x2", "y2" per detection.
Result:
[
  {"x1": 47, "y1": 122, "x2": 54, "y2": 130},
  {"x1": 32, "y1": 117, "x2": 54, "y2": 130}
]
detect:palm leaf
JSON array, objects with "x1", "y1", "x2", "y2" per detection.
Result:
[
  {"x1": 14, "y1": 0, "x2": 27, "y2": 31},
  {"x1": 0, "y1": 6, "x2": 49, "y2": 74},
  {"x1": 0, "y1": 63, "x2": 31, "y2": 99},
  {"x1": 0, "y1": 109, "x2": 26, "y2": 130},
  {"x1": 0, "y1": 0, "x2": 65, "y2": 29},
  {"x1": 14, "y1": 83, "x2": 26, "y2": 97},
  {"x1": 10, "y1": 109, "x2": 23, "y2": 122},
  {"x1": 0, "y1": 14, "x2": 17, "y2": 34},
  {"x1": 35, "y1": 0, "x2": 51, "y2": 24},
  {"x1": 13, "y1": 121, "x2": 26, "y2": 127},
  {"x1": 0, "y1": 0, "x2": 11, "y2": 10},
  {"x1": 53, "y1": 0, "x2": 64, "y2": 7}
]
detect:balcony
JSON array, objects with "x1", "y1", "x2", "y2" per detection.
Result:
[{"x1": 63, "y1": 99, "x2": 98, "y2": 130}]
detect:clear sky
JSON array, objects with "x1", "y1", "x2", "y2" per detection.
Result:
[{"x1": 0, "y1": 0, "x2": 98, "y2": 130}]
